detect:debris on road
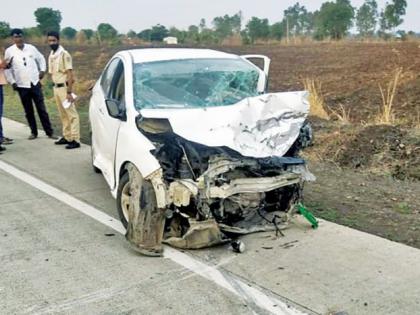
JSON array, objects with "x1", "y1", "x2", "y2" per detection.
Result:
[
  {"x1": 230, "y1": 240, "x2": 246, "y2": 253},
  {"x1": 297, "y1": 203, "x2": 319, "y2": 229}
]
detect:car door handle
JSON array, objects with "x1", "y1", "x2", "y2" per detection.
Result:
[{"x1": 99, "y1": 107, "x2": 105, "y2": 115}]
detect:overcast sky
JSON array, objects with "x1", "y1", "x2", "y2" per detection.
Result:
[{"x1": 1, "y1": 0, "x2": 418, "y2": 33}]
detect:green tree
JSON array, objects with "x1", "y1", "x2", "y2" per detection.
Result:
[
  {"x1": 199, "y1": 18, "x2": 206, "y2": 31},
  {"x1": 187, "y1": 25, "x2": 200, "y2": 42},
  {"x1": 137, "y1": 29, "x2": 151, "y2": 41},
  {"x1": 212, "y1": 13, "x2": 242, "y2": 41},
  {"x1": 22, "y1": 27, "x2": 42, "y2": 38},
  {"x1": 97, "y1": 23, "x2": 118, "y2": 41},
  {"x1": 150, "y1": 24, "x2": 168, "y2": 42},
  {"x1": 200, "y1": 28, "x2": 218, "y2": 44},
  {"x1": 246, "y1": 17, "x2": 270, "y2": 43},
  {"x1": 0, "y1": 21, "x2": 10, "y2": 39},
  {"x1": 61, "y1": 26, "x2": 77, "y2": 40},
  {"x1": 169, "y1": 27, "x2": 187, "y2": 43},
  {"x1": 283, "y1": 2, "x2": 313, "y2": 36},
  {"x1": 270, "y1": 22, "x2": 284, "y2": 40},
  {"x1": 34, "y1": 7, "x2": 62, "y2": 34},
  {"x1": 81, "y1": 29, "x2": 94, "y2": 40},
  {"x1": 315, "y1": 0, "x2": 355, "y2": 40},
  {"x1": 380, "y1": 0, "x2": 407, "y2": 32},
  {"x1": 356, "y1": 0, "x2": 378, "y2": 36}
]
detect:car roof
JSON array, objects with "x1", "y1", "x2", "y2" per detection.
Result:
[{"x1": 123, "y1": 48, "x2": 239, "y2": 63}]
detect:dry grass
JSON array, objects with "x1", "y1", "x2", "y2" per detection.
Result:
[
  {"x1": 303, "y1": 78, "x2": 330, "y2": 120},
  {"x1": 375, "y1": 67, "x2": 403, "y2": 125},
  {"x1": 302, "y1": 126, "x2": 352, "y2": 167},
  {"x1": 329, "y1": 103, "x2": 351, "y2": 124},
  {"x1": 415, "y1": 108, "x2": 420, "y2": 130}
]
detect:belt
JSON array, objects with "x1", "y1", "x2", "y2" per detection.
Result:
[{"x1": 53, "y1": 83, "x2": 67, "y2": 88}]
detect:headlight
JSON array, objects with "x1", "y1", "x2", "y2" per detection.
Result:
[
  {"x1": 136, "y1": 115, "x2": 173, "y2": 134},
  {"x1": 298, "y1": 121, "x2": 313, "y2": 149}
]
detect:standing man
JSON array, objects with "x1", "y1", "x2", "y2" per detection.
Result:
[
  {"x1": 4, "y1": 28, "x2": 55, "y2": 140},
  {"x1": 47, "y1": 31, "x2": 80, "y2": 149}
]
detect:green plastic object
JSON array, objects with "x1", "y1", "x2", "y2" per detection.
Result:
[{"x1": 297, "y1": 203, "x2": 319, "y2": 229}]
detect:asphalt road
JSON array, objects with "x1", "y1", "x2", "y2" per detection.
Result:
[{"x1": 1, "y1": 118, "x2": 420, "y2": 315}]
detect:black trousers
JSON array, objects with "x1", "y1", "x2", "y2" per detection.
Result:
[{"x1": 17, "y1": 83, "x2": 53, "y2": 136}]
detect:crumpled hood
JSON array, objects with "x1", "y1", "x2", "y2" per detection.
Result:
[{"x1": 139, "y1": 91, "x2": 309, "y2": 158}]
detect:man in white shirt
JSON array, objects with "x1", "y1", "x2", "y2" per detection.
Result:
[{"x1": 4, "y1": 28, "x2": 55, "y2": 140}]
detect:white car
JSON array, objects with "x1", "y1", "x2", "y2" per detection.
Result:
[{"x1": 89, "y1": 48, "x2": 313, "y2": 256}]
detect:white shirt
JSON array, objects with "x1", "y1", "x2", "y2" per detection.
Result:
[{"x1": 4, "y1": 44, "x2": 46, "y2": 88}]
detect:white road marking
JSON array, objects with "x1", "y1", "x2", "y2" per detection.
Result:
[{"x1": 0, "y1": 160, "x2": 309, "y2": 315}]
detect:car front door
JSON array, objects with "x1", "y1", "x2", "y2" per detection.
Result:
[
  {"x1": 241, "y1": 55, "x2": 271, "y2": 93},
  {"x1": 91, "y1": 57, "x2": 126, "y2": 188}
]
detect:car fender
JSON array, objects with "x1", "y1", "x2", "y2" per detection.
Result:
[{"x1": 111, "y1": 121, "x2": 161, "y2": 198}]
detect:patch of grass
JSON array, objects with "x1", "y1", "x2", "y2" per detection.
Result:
[
  {"x1": 394, "y1": 202, "x2": 412, "y2": 214},
  {"x1": 329, "y1": 103, "x2": 351, "y2": 124},
  {"x1": 375, "y1": 67, "x2": 403, "y2": 125},
  {"x1": 303, "y1": 78, "x2": 330, "y2": 120},
  {"x1": 306, "y1": 201, "x2": 339, "y2": 221}
]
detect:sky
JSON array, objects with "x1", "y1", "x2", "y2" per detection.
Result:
[{"x1": 0, "y1": 0, "x2": 419, "y2": 33}]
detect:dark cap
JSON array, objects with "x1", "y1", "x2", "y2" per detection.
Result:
[{"x1": 10, "y1": 28, "x2": 24, "y2": 36}]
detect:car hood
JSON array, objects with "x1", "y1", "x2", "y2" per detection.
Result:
[{"x1": 139, "y1": 91, "x2": 309, "y2": 158}]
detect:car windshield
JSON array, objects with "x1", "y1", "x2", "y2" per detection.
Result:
[{"x1": 133, "y1": 58, "x2": 260, "y2": 109}]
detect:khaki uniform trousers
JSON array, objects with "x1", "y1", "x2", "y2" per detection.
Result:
[{"x1": 54, "y1": 86, "x2": 80, "y2": 142}]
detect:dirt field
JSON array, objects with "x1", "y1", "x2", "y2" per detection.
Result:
[{"x1": 2, "y1": 40, "x2": 419, "y2": 248}]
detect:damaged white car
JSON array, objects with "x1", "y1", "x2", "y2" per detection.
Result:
[{"x1": 89, "y1": 48, "x2": 314, "y2": 256}]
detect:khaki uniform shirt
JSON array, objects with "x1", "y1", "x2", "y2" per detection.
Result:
[{"x1": 48, "y1": 46, "x2": 72, "y2": 84}]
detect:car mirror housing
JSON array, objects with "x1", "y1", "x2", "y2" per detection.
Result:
[{"x1": 105, "y1": 99, "x2": 126, "y2": 121}]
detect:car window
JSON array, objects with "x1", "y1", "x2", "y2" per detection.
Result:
[
  {"x1": 100, "y1": 58, "x2": 120, "y2": 96},
  {"x1": 133, "y1": 58, "x2": 259, "y2": 109},
  {"x1": 110, "y1": 61, "x2": 125, "y2": 105}
]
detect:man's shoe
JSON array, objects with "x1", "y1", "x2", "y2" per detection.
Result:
[
  {"x1": 28, "y1": 134, "x2": 37, "y2": 140},
  {"x1": 65, "y1": 141, "x2": 81, "y2": 150},
  {"x1": 2, "y1": 137, "x2": 14, "y2": 145},
  {"x1": 0, "y1": 145, "x2": 6, "y2": 152},
  {"x1": 48, "y1": 134, "x2": 59, "y2": 140},
  {"x1": 55, "y1": 137, "x2": 70, "y2": 145}
]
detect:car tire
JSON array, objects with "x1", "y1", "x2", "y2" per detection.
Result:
[
  {"x1": 117, "y1": 170, "x2": 158, "y2": 230},
  {"x1": 117, "y1": 172, "x2": 130, "y2": 228}
]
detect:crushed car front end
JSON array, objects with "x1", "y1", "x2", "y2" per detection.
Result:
[{"x1": 120, "y1": 52, "x2": 314, "y2": 255}]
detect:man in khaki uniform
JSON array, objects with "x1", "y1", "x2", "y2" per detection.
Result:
[{"x1": 47, "y1": 31, "x2": 80, "y2": 149}]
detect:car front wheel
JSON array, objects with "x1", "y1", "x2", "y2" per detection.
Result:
[{"x1": 116, "y1": 172, "x2": 130, "y2": 228}]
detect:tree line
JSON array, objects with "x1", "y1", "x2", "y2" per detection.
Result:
[{"x1": 0, "y1": 0, "x2": 411, "y2": 45}]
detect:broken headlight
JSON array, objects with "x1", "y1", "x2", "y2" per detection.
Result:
[
  {"x1": 297, "y1": 121, "x2": 313, "y2": 149},
  {"x1": 135, "y1": 115, "x2": 173, "y2": 134},
  {"x1": 285, "y1": 121, "x2": 313, "y2": 157}
]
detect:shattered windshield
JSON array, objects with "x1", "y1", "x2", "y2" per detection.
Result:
[{"x1": 133, "y1": 58, "x2": 260, "y2": 109}]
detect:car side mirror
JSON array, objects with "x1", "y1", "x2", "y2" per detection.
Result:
[{"x1": 105, "y1": 99, "x2": 126, "y2": 121}]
